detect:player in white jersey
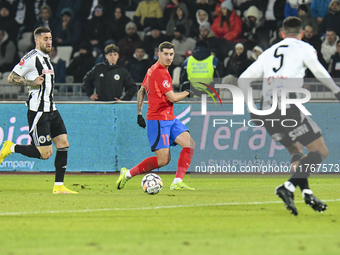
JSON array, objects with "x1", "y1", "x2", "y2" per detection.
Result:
[
  {"x1": 0, "y1": 27, "x2": 77, "y2": 194},
  {"x1": 239, "y1": 17, "x2": 340, "y2": 215}
]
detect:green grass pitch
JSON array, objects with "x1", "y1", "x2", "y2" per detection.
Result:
[{"x1": 0, "y1": 174, "x2": 339, "y2": 255}]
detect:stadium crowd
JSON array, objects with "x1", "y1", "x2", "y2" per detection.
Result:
[{"x1": 1, "y1": 0, "x2": 340, "y2": 98}]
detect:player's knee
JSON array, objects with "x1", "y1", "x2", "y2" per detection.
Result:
[
  {"x1": 190, "y1": 140, "x2": 196, "y2": 149},
  {"x1": 157, "y1": 157, "x2": 170, "y2": 167},
  {"x1": 41, "y1": 151, "x2": 52, "y2": 159},
  {"x1": 320, "y1": 147, "x2": 329, "y2": 159}
]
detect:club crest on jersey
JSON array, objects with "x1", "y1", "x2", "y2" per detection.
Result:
[
  {"x1": 114, "y1": 74, "x2": 120, "y2": 80},
  {"x1": 43, "y1": 69, "x2": 54, "y2": 74},
  {"x1": 39, "y1": 136, "x2": 46, "y2": 144},
  {"x1": 19, "y1": 59, "x2": 25, "y2": 66},
  {"x1": 162, "y1": 80, "x2": 170, "y2": 88}
]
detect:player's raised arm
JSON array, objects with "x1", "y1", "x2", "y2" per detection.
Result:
[{"x1": 8, "y1": 71, "x2": 44, "y2": 87}]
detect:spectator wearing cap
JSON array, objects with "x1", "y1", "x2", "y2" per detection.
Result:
[
  {"x1": 319, "y1": 0, "x2": 340, "y2": 36},
  {"x1": 54, "y1": 8, "x2": 82, "y2": 49},
  {"x1": 298, "y1": 4, "x2": 319, "y2": 35},
  {"x1": 66, "y1": 41, "x2": 95, "y2": 85},
  {"x1": 199, "y1": 21, "x2": 231, "y2": 62},
  {"x1": 163, "y1": 0, "x2": 189, "y2": 27},
  {"x1": 190, "y1": 9, "x2": 209, "y2": 38},
  {"x1": 107, "y1": 6, "x2": 131, "y2": 45},
  {"x1": 0, "y1": 3, "x2": 19, "y2": 44},
  {"x1": 180, "y1": 39, "x2": 223, "y2": 95},
  {"x1": 166, "y1": 4, "x2": 193, "y2": 37},
  {"x1": 143, "y1": 24, "x2": 171, "y2": 59},
  {"x1": 56, "y1": 0, "x2": 82, "y2": 21},
  {"x1": 84, "y1": 4, "x2": 108, "y2": 54},
  {"x1": 133, "y1": 0, "x2": 163, "y2": 30},
  {"x1": 126, "y1": 44, "x2": 152, "y2": 83},
  {"x1": 223, "y1": 42, "x2": 252, "y2": 85},
  {"x1": 211, "y1": 0, "x2": 243, "y2": 42},
  {"x1": 83, "y1": 44, "x2": 137, "y2": 101},
  {"x1": 248, "y1": 45, "x2": 263, "y2": 61},
  {"x1": 117, "y1": 21, "x2": 143, "y2": 66},
  {"x1": 171, "y1": 25, "x2": 196, "y2": 72},
  {"x1": 187, "y1": 0, "x2": 214, "y2": 23},
  {"x1": 242, "y1": 5, "x2": 269, "y2": 51}
]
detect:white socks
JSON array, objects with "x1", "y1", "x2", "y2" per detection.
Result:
[
  {"x1": 284, "y1": 181, "x2": 296, "y2": 193},
  {"x1": 54, "y1": 182, "x2": 63, "y2": 186},
  {"x1": 10, "y1": 144, "x2": 16, "y2": 153},
  {"x1": 125, "y1": 170, "x2": 132, "y2": 180},
  {"x1": 173, "y1": 178, "x2": 182, "y2": 184}
]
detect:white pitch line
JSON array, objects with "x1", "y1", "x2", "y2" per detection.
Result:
[{"x1": 1, "y1": 199, "x2": 340, "y2": 216}]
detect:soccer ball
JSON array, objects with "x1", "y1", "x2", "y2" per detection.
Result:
[{"x1": 141, "y1": 173, "x2": 163, "y2": 195}]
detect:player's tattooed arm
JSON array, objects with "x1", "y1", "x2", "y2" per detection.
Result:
[
  {"x1": 8, "y1": 71, "x2": 44, "y2": 87},
  {"x1": 137, "y1": 86, "x2": 146, "y2": 115}
]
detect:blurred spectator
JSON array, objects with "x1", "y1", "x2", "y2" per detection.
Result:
[
  {"x1": 126, "y1": 44, "x2": 151, "y2": 83},
  {"x1": 261, "y1": 0, "x2": 286, "y2": 34},
  {"x1": 34, "y1": 4, "x2": 58, "y2": 32},
  {"x1": 49, "y1": 46, "x2": 66, "y2": 84},
  {"x1": 0, "y1": 28, "x2": 18, "y2": 72},
  {"x1": 270, "y1": 25, "x2": 283, "y2": 46},
  {"x1": 143, "y1": 23, "x2": 171, "y2": 59},
  {"x1": 133, "y1": 0, "x2": 163, "y2": 30},
  {"x1": 166, "y1": 4, "x2": 193, "y2": 37},
  {"x1": 321, "y1": 28, "x2": 339, "y2": 66},
  {"x1": 107, "y1": 6, "x2": 131, "y2": 45},
  {"x1": 198, "y1": 21, "x2": 232, "y2": 62},
  {"x1": 117, "y1": 22, "x2": 143, "y2": 66},
  {"x1": 302, "y1": 25, "x2": 326, "y2": 77},
  {"x1": 248, "y1": 45, "x2": 263, "y2": 61},
  {"x1": 311, "y1": 0, "x2": 332, "y2": 25},
  {"x1": 0, "y1": 3, "x2": 19, "y2": 43},
  {"x1": 284, "y1": 0, "x2": 299, "y2": 18},
  {"x1": 191, "y1": 9, "x2": 209, "y2": 38},
  {"x1": 319, "y1": 0, "x2": 340, "y2": 36},
  {"x1": 242, "y1": 5, "x2": 269, "y2": 51},
  {"x1": 180, "y1": 39, "x2": 223, "y2": 93},
  {"x1": 223, "y1": 43, "x2": 252, "y2": 82},
  {"x1": 11, "y1": 0, "x2": 39, "y2": 33},
  {"x1": 163, "y1": 0, "x2": 189, "y2": 26},
  {"x1": 211, "y1": 0, "x2": 243, "y2": 42},
  {"x1": 66, "y1": 42, "x2": 95, "y2": 84},
  {"x1": 84, "y1": 4, "x2": 108, "y2": 54},
  {"x1": 54, "y1": 8, "x2": 82, "y2": 49},
  {"x1": 56, "y1": 0, "x2": 82, "y2": 21},
  {"x1": 184, "y1": 50, "x2": 193, "y2": 59},
  {"x1": 298, "y1": 4, "x2": 319, "y2": 35},
  {"x1": 187, "y1": 0, "x2": 214, "y2": 23},
  {"x1": 329, "y1": 40, "x2": 340, "y2": 77},
  {"x1": 83, "y1": 44, "x2": 137, "y2": 101},
  {"x1": 171, "y1": 25, "x2": 196, "y2": 70}
]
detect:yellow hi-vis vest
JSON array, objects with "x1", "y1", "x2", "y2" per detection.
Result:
[{"x1": 186, "y1": 55, "x2": 214, "y2": 91}]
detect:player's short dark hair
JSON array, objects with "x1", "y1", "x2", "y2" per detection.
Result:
[
  {"x1": 105, "y1": 44, "x2": 119, "y2": 54},
  {"x1": 282, "y1": 17, "x2": 302, "y2": 35},
  {"x1": 34, "y1": 27, "x2": 52, "y2": 38},
  {"x1": 158, "y1": 41, "x2": 175, "y2": 52}
]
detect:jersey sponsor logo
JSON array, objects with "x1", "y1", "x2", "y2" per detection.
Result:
[
  {"x1": 288, "y1": 124, "x2": 309, "y2": 141},
  {"x1": 43, "y1": 69, "x2": 54, "y2": 74},
  {"x1": 19, "y1": 59, "x2": 25, "y2": 66},
  {"x1": 162, "y1": 80, "x2": 171, "y2": 88},
  {"x1": 114, "y1": 74, "x2": 120, "y2": 80}
]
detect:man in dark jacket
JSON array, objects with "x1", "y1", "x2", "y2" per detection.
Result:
[
  {"x1": 83, "y1": 44, "x2": 137, "y2": 101},
  {"x1": 0, "y1": 28, "x2": 18, "y2": 72}
]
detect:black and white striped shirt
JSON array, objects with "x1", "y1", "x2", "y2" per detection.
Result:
[{"x1": 13, "y1": 49, "x2": 56, "y2": 112}]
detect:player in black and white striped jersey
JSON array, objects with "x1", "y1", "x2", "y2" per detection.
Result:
[{"x1": 0, "y1": 27, "x2": 77, "y2": 194}]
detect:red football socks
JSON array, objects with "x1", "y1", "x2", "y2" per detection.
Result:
[
  {"x1": 130, "y1": 156, "x2": 159, "y2": 177},
  {"x1": 175, "y1": 147, "x2": 194, "y2": 179}
]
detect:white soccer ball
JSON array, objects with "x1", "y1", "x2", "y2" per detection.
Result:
[{"x1": 141, "y1": 173, "x2": 163, "y2": 195}]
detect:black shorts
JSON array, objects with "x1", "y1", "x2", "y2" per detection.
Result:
[
  {"x1": 260, "y1": 108, "x2": 322, "y2": 147},
  {"x1": 27, "y1": 110, "x2": 67, "y2": 146}
]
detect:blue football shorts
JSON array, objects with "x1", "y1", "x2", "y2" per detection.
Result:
[{"x1": 147, "y1": 119, "x2": 188, "y2": 151}]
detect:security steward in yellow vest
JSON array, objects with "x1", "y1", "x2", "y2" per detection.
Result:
[{"x1": 180, "y1": 40, "x2": 223, "y2": 95}]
